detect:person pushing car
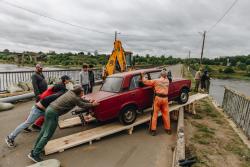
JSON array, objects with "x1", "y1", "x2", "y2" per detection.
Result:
[
  {"x1": 141, "y1": 69, "x2": 171, "y2": 136},
  {"x1": 28, "y1": 85, "x2": 99, "y2": 163}
]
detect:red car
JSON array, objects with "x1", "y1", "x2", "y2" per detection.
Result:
[{"x1": 85, "y1": 68, "x2": 191, "y2": 125}]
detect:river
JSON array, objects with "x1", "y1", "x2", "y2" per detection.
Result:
[
  {"x1": 0, "y1": 63, "x2": 62, "y2": 72},
  {"x1": 210, "y1": 79, "x2": 250, "y2": 106}
]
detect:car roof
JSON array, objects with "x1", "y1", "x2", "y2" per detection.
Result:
[{"x1": 108, "y1": 68, "x2": 162, "y2": 78}]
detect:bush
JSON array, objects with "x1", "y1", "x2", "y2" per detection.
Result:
[
  {"x1": 237, "y1": 62, "x2": 247, "y2": 70},
  {"x1": 223, "y1": 67, "x2": 235, "y2": 73},
  {"x1": 218, "y1": 68, "x2": 223, "y2": 73}
]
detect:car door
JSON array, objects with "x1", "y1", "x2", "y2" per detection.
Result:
[{"x1": 130, "y1": 74, "x2": 154, "y2": 109}]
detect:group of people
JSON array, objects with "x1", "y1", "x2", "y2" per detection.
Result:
[
  {"x1": 5, "y1": 64, "x2": 99, "y2": 163},
  {"x1": 194, "y1": 68, "x2": 211, "y2": 93},
  {"x1": 5, "y1": 64, "x2": 172, "y2": 163}
]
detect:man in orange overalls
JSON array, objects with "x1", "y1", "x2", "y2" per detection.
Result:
[{"x1": 141, "y1": 70, "x2": 171, "y2": 136}]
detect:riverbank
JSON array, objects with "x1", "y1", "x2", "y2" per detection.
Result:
[
  {"x1": 194, "y1": 65, "x2": 250, "y2": 80},
  {"x1": 183, "y1": 66, "x2": 250, "y2": 167}
]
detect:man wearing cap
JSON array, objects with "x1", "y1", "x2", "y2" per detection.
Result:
[
  {"x1": 31, "y1": 75, "x2": 71, "y2": 131},
  {"x1": 31, "y1": 64, "x2": 48, "y2": 101},
  {"x1": 141, "y1": 70, "x2": 171, "y2": 136},
  {"x1": 28, "y1": 85, "x2": 99, "y2": 162}
]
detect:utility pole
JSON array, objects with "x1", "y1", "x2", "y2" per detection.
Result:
[
  {"x1": 188, "y1": 50, "x2": 191, "y2": 71},
  {"x1": 188, "y1": 50, "x2": 191, "y2": 64},
  {"x1": 200, "y1": 31, "x2": 206, "y2": 65},
  {"x1": 115, "y1": 31, "x2": 121, "y2": 41},
  {"x1": 115, "y1": 31, "x2": 117, "y2": 41}
]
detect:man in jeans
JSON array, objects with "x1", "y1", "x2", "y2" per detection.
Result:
[
  {"x1": 31, "y1": 75, "x2": 71, "y2": 131},
  {"x1": 28, "y1": 85, "x2": 99, "y2": 162},
  {"x1": 5, "y1": 92, "x2": 64, "y2": 147},
  {"x1": 79, "y1": 64, "x2": 90, "y2": 94},
  {"x1": 194, "y1": 68, "x2": 202, "y2": 92}
]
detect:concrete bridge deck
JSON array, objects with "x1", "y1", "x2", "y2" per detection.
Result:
[{"x1": 0, "y1": 64, "x2": 183, "y2": 167}]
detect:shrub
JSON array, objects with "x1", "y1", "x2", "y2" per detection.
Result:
[
  {"x1": 224, "y1": 67, "x2": 235, "y2": 73},
  {"x1": 237, "y1": 62, "x2": 247, "y2": 70}
]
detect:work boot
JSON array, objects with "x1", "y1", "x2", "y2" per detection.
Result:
[
  {"x1": 31, "y1": 124, "x2": 41, "y2": 131},
  {"x1": 150, "y1": 130, "x2": 157, "y2": 136},
  {"x1": 28, "y1": 151, "x2": 43, "y2": 163},
  {"x1": 24, "y1": 127, "x2": 32, "y2": 133},
  {"x1": 5, "y1": 136, "x2": 16, "y2": 148},
  {"x1": 165, "y1": 129, "x2": 172, "y2": 135}
]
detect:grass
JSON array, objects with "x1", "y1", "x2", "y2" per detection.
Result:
[{"x1": 208, "y1": 65, "x2": 250, "y2": 80}]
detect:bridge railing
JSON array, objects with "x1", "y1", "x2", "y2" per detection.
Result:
[
  {"x1": 222, "y1": 86, "x2": 250, "y2": 138},
  {"x1": 0, "y1": 69, "x2": 102, "y2": 92}
]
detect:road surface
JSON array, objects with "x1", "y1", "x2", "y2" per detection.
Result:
[{"x1": 0, "y1": 64, "x2": 182, "y2": 167}]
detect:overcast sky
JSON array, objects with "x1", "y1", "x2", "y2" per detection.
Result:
[{"x1": 0, "y1": 0, "x2": 249, "y2": 58}]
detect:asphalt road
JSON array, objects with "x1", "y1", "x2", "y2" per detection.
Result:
[{"x1": 0, "y1": 64, "x2": 182, "y2": 167}]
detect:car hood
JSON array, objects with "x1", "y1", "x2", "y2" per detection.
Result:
[{"x1": 83, "y1": 91, "x2": 117, "y2": 102}]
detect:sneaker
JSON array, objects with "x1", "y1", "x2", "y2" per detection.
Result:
[
  {"x1": 31, "y1": 124, "x2": 41, "y2": 131},
  {"x1": 151, "y1": 130, "x2": 157, "y2": 136},
  {"x1": 28, "y1": 152, "x2": 43, "y2": 163},
  {"x1": 5, "y1": 136, "x2": 16, "y2": 148},
  {"x1": 24, "y1": 127, "x2": 32, "y2": 133}
]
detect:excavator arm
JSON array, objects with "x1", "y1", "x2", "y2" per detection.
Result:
[{"x1": 104, "y1": 40, "x2": 127, "y2": 78}]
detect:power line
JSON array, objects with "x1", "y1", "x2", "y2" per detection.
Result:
[
  {"x1": 1, "y1": 0, "x2": 113, "y2": 35},
  {"x1": 208, "y1": 0, "x2": 239, "y2": 32}
]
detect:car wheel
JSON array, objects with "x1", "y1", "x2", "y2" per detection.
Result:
[
  {"x1": 119, "y1": 106, "x2": 137, "y2": 125},
  {"x1": 178, "y1": 89, "x2": 189, "y2": 104}
]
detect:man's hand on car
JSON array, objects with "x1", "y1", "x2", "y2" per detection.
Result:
[{"x1": 92, "y1": 101, "x2": 100, "y2": 107}]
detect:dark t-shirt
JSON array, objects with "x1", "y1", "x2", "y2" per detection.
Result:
[{"x1": 40, "y1": 92, "x2": 64, "y2": 108}]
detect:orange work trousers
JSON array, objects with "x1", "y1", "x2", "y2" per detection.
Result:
[{"x1": 151, "y1": 96, "x2": 170, "y2": 131}]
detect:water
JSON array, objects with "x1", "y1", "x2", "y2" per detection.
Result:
[
  {"x1": 209, "y1": 79, "x2": 250, "y2": 106},
  {"x1": 0, "y1": 63, "x2": 63, "y2": 72}
]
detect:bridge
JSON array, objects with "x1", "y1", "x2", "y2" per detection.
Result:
[{"x1": 0, "y1": 64, "x2": 249, "y2": 167}]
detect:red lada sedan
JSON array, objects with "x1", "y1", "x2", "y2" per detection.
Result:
[{"x1": 85, "y1": 68, "x2": 191, "y2": 125}]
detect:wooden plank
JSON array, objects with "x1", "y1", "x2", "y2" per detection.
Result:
[
  {"x1": 58, "y1": 116, "x2": 96, "y2": 129},
  {"x1": 45, "y1": 93, "x2": 208, "y2": 155}
]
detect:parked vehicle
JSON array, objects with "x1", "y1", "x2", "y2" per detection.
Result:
[{"x1": 85, "y1": 68, "x2": 191, "y2": 125}]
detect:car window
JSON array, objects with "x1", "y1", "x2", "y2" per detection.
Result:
[
  {"x1": 149, "y1": 72, "x2": 161, "y2": 79},
  {"x1": 129, "y1": 75, "x2": 141, "y2": 90},
  {"x1": 101, "y1": 77, "x2": 123, "y2": 92}
]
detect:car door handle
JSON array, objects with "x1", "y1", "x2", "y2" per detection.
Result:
[{"x1": 131, "y1": 93, "x2": 136, "y2": 96}]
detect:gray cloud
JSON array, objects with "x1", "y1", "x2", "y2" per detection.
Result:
[{"x1": 0, "y1": 0, "x2": 249, "y2": 58}]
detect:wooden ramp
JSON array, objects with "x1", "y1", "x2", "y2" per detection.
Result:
[
  {"x1": 58, "y1": 116, "x2": 96, "y2": 129},
  {"x1": 45, "y1": 93, "x2": 208, "y2": 155}
]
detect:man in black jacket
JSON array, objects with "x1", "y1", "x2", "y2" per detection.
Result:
[
  {"x1": 31, "y1": 64, "x2": 48, "y2": 101},
  {"x1": 88, "y1": 64, "x2": 95, "y2": 93}
]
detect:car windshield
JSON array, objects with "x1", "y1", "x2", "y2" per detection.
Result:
[{"x1": 101, "y1": 77, "x2": 123, "y2": 92}]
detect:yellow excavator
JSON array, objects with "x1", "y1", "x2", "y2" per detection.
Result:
[{"x1": 102, "y1": 40, "x2": 133, "y2": 79}]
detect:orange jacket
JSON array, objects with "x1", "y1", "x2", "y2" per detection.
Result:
[{"x1": 142, "y1": 77, "x2": 169, "y2": 95}]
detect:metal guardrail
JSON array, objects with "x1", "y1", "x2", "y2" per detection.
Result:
[
  {"x1": 0, "y1": 69, "x2": 102, "y2": 92},
  {"x1": 222, "y1": 86, "x2": 250, "y2": 138}
]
